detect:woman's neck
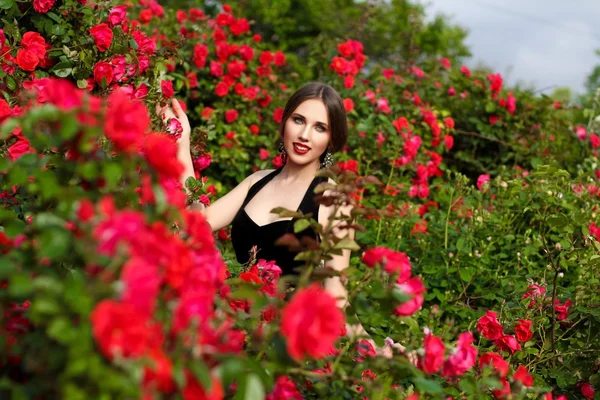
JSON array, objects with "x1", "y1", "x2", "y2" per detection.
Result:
[{"x1": 278, "y1": 160, "x2": 320, "y2": 184}]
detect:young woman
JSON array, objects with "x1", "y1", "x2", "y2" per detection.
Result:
[{"x1": 157, "y1": 82, "x2": 403, "y2": 357}]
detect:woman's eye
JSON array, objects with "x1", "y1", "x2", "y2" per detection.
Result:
[
  {"x1": 316, "y1": 125, "x2": 327, "y2": 132},
  {"x1": 293, "y1": 117, "x2": 303, "y2": 124}
]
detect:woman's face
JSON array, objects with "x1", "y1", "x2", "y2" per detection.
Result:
[{"x1": 282, "y1": 98, "x2": 331, "y2": 168}]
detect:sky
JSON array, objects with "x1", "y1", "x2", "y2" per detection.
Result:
[{"x1": 417, "y1": 0, "x2": 600, "y2": 94}]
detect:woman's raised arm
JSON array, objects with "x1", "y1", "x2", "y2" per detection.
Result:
[{"x1": 155, "y1": 98, "x2": 269, "y2": 232}]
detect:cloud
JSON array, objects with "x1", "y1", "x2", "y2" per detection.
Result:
[{"x1": 418, "y1": 0, "x2": 600, "y2": 93}]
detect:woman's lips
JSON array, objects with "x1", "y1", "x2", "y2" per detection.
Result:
[{"x1": 292, "y1": 142, "x2": 311, "y2": 155}]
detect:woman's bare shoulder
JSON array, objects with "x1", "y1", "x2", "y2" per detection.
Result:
[{"x1": 247, "y1": 169, "x2": 276, "y2": 185}]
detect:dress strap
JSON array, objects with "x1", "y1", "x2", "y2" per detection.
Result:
[{"x1": 241, "y1": 167, "x2": 283, "y2": 208}]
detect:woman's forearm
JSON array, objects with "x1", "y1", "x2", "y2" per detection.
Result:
[
  {"x1": 177, "y1": 144, "x2": 196, "y2": 195},
  {"x1": 325, "y1": 276, "x2": 373, "y2": 342}
]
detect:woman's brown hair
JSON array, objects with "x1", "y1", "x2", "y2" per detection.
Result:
[{"x1": 278, "y1": 82, "x2": 348, "y2": 157}]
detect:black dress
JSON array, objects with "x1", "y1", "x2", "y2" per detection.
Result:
[{"x1": 230, "y1": 167, "x2": 327, "y2": 276}]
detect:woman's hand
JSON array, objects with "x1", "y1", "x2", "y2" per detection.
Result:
[
  {"x1": 380, "y1": 337, "x2": 418, "y2": 364},
  {"x1": 155, "y1": 98, "x2": 191, "y2": 148}
]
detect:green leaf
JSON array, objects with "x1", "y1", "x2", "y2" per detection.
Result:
[
  {"x1": 333, "y1": 236, "x2": 361, "y2": 251},
  {"x1": 459, "y1": 267, "x2": 474, "y2": 282},
  {"x1": 236, "y1": 374, "x2": 264, "y2": 400},
  {"x1": 103, "y1": 162, "x2": 123, "y2": 189},
  {"x1": 38, "y1": 229, "x2": 70, "y2": 259},
  {"x1": 51, "y1": 61, "x2": 74, "y2": 78},
  {"x1": 51, "y1": 24, "x2": 65, "y2": 36},
  {"x1": 5, "y1": 76, "x2": 16, "y2": 91},
  {"x1": 47, "y1": 317, "x2": 76, "y2": 344},
  {"x1": 293, "y1": 219, "x2": 311, "y2": 233},
  {"x1": 0, "y1": 0, "x2": 14, "y2": 10},
  {"x1": 189, "y1": 361, "x2": 212, "y2": 391},
  {"x1": 0, "y1": 258, "x2": 17, "y2": 279},
  {"x1": 8, "y1": 273, "x2": 33, "y2": 297},
  {"x1": 413, "y1": 377, "x2": 442, "y2": 394}
]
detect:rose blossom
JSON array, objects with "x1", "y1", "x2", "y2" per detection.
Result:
[
  {"x1": 160, "y1": 80, "x2": 174, "y2": 99},
  {"x1": 90, "y1": 300, "x2": 162, "y2": 359},
  {"x1": 494, "y1": 334, "x2": 521, "y2": 354},
  {"x1": 90, "y1": 24, "x2": 113, "y2": 52},
  {"x1": 441, "y1": 332, "x2": 478, "y2": 377},
  {"x1": 514, "y1": 319, "x2": 533, "y2": 342},
  {"x1": 104, "y1": 89, "x2": 149, "y2": 152},
  {"x1": 93, "y1": 61, "x2": 113, "y2": 85},
  {"x1": 266, "y1": 376, "x2": 302, "y2": 400},
  {"x1": 513, "y1": 365, "x2": 533, "y2": 387},
  {"x1": 393, "y1": 276, "x2": 425, "y2": 316},
  {"x1": 580, "y1": 383, "x2": 595, "y2": 399},
  {"x1": 476, "y1": 310, "x2": 504, "y2": 340},
  {"x1": 281, "y1": 284, "x2": 345, "y2": 361},
  {"x1": 420, "y1": 334, "x2": 445, "y2": 374},
  {"x1": 108, "y1": 5, "x2": 127, "y2": 26},
  {"x1": 33, "y1": 0, "x2": 55, "y2": 13},
  {"x1": 362, "y1": 247, "x2": 412, "y2": 280},
  {"x1": 479, "y1": 352, "x2": 509, "y2": 378}
]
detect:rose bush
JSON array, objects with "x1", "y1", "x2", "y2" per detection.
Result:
[{"x1": 1, "y1": 0, "x2": 600, "y2": 399}]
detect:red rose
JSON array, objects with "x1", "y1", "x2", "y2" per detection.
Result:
[
  {"x1": 160, "y1": 80, "x2": 174, "y2": 99},
  {"x1": 444, "y1": 135, "x2": 454, "y2": 150},
  {"x1": 494, "y1": 334, "x2": 521, "y2": 354},
  {"x1": 77, "y1": 199, "x2": 95, "y2": 222},
  {"x1": 479, "y1": 352, "x2": 509, "y2": 378},
  {"x1": 8, "y1": 137, "x2": 32, "y2": 160},
  {"x1": 143, "y1": 349, "x2": 176, "y2": 394},
  {"x1": 274, "y1": 51, "x2": 286, "y2": 66},
  {"x1": 477, "y1": 310, "x2": 504, "y2": 340},
  {"x1": 182, "y1": 371, "x2": 223, "y2": 400},
  {"x1": 104, "y1": 89, "x2": 149, "y2": 152},
  {"x1": 343, "y1": 98, "x2": 354, "y2": 112},
  {"x1": 139, "y1": 8, "x2": 153, "y2": 23},
  {"x1": 362, "y1": 247, "x2": 412, "y2": 281},
  {"x1": 215, "y1": 82, "x2": 229, "y2": 97},
  {"x1": 266, "y1": 376, "x2": 302, "y2": 400},
  {"x1": 393, "y1": 277, "x2": 425, "y2": 316},
  {"x1": 21, "y1": 32, "x2": 46, "y2": 58},
  {"x1": 224, "y1": 109, "x2": 238, "y2": 123},
  {"x1": 93, "y1": 61, "x2": 113, "y2": 86},
  {"x1": 513, "y1": 365, "x2": 533, "y2": 387},
  {"x1": 121, "y1": 257, "x2": 162, "y2": 318},
  {"x1": 16, "y1": 49, "x2": 39, "y2": 71},
  {"x1": 230, "y1": 18, "x2": 250, "y2": 36},
  {"x1": 441, "y1": 332, "x2": 478, "y2": 377},
  {"x1": 144, "y1": 134, "x2": 184, "y2": 179},
  {"x1": 90, "y1": 300, "x2": 162, "y2": 359},
  {"x1": 580, "y1": 383, "x2": 595, "y2": 399},
  {"x1": 514, "y1": 319, "x2": 533, "y2": 342},
  {"x1": 90, "y1": 23, "x2": 113, "y2": 52},
  {"x1": 108, "y1": 5, "x2": 127, "y2": 26},
  {"x1": 420, "y1": 334, "x2": 445, "y2": 374},
  {"x1": 273, "y1": 107, "x2": 283, "y2": 124},
  {"x1": 281, "y1": 284, "x2": 345, "y2": 361},
  {"x1": 259, "y1": 50, "x2": 273, "y2": 65},
  {"x1": 33, "y1": 0, "x2": 55, "y2": 13}
]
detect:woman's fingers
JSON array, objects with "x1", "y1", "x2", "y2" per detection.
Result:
[{"x1": 171, "y1": 98, "x2": 185, "y2": 118}]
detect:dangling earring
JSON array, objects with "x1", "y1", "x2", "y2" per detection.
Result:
[
  {"x1": 321, "y1": 149, "x2": 333, "y2": 169},
  {"x1": 278, "y1": 140, "x2": 287, "y2": 164}
]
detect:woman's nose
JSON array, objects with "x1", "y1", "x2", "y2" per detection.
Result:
[{"x1": 298, "y1": 125, "x2": 311, "y2": 141}]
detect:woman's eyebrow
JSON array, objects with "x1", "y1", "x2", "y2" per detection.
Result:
[{"x1": 292, "y1": 113, "x2": 328, "y2": 127}]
